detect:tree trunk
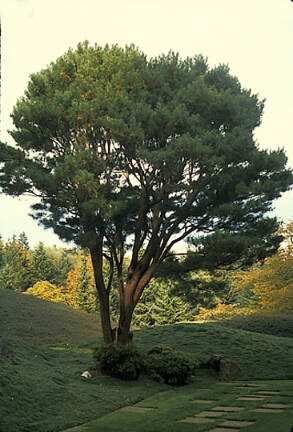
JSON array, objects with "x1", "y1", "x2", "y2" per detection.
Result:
[
  {"x1": 116, "y1": 277, "x2": 135, "y2": 345},
  {"x1": 90, "y1": 248, "x2": 113, "y2": 344},
  {"x1": 116, "y1": 268, "x2": 156, "y2": 345},
  {"x1": 117, "y1": 304, "x2": 134, "y2": 345},
  {"x1": 98, "y1": 290, "x2": 114, "y2": 344}
]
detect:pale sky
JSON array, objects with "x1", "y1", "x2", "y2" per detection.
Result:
[{"x1": 0, "y1": 0, "x2": 292, "y2": 247}]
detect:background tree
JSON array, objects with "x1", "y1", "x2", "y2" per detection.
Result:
[
  {"x1": 76, "y1": 253, "x2": 97, "y2": 313},
  {"x1": 55, "y1": 250, "x2": 74, "y2": 285},
  {"x1": 230, "y1": 221, "x2": 293, "y2": 314},
  {"x1": 133, "y1": 278, "x2": 193, "y2": 326},
  {"x1": 0, "y1": 43, "x2": 292, "y2": 344},
  {"x1": 167, "y1": 270, "x2": 229, "y2": 313},
  {"x1": 0, "y1": 234, "x2": 32, "y2": 291},
  {"x1": 31, "y1": 242, "x2": 57, "y2": 284},
  {"x1": 0, "y1": 235, "x2": 3, "y2": 268},
  {"x1": 196, "y1": 221, "x2": 293, "y2": 319}
]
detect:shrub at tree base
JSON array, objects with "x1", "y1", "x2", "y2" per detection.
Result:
[
  {"x1": 94, "y1": 344, "x2": 197, "y2": 385},
  {"x1": 94, "y1": 344, "x2": 142, "y2": 381},
  {"x1": 143, "y1": 345, "x2": 197, "y2": 386}
]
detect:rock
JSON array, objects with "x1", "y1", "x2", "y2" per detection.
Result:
[
  {"x1": 81, "y1": 371, "x2": 92, "y2": 379},
  {"x1": 201, "y1": 354, "x2": 239, "y2": 381}
]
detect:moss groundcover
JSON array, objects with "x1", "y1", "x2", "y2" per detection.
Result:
[{"x1": 1, "y1": 289, "x2": 292, "y2": 431}]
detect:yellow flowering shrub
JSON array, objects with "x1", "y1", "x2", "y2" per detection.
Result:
[{"x1": 25, "y1": 281, "x2": 68, "y2": 304}]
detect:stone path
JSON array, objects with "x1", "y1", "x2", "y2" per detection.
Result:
[
  {"x1": 61, "y1": 380, "x2": 293, "y2": 431},
  {"x1": 179, "y1": 382, "x2": 292, "y2": 432}
]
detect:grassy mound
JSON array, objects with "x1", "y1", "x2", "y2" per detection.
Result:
[
  {"x1": 0, "y1": 288, "x2": 101, "y2": 345},
  {"x1": 218, "y1": 313, "x2": 293, "y2": 338},
  {"x1": 0, "y1": 290, "x2": 165, "y2": 432},
  {"x1": 136, "y1": 322, "x2": 293, "y2": 380}
]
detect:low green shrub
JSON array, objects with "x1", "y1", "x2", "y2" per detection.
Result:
[
  {"x1": 143, "y1": 345, "x2": 197, "y2": 386},
  {"x1": 94, "y1": 344, "x2": 142, "y2": 380}
]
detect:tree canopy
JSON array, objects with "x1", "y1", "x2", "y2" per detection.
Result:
[{"x1": 0, "y1": 42, "x2": 292, "y2": 343}]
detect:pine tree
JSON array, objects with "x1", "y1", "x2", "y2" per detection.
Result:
[
  {"x1": 0, "y1": 43, "x2": 292, "y2": 343},
  {"x1": 0, "y1": 235, "x2": 3, "y2": 268},
  {"x1": 76, "y1": 253, "x2": 96, "y2": 313},
  {"x1": 31, "y1": 242, "x2": 56, "y2": 283},
  {"x1": 0, "y1": 245, "x2": 24, "y2": 290},
  {"x1": 55, "y1": 250, "x2": 73, "y2": 285},
  {"x1": 0, "y1": 234, "x2": 32, "y2": 291},
  {"x1": 133, "y1": 279, "x2": 193, "y2": 326}
]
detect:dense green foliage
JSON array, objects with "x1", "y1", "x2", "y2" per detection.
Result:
[
  {"x1": 76, "y1": 253, "x2": 97, "y2": 312},
  {"x1": 131, "y1": 278, "x2": 194, "y2": 326},
  {"x1": 95, "y1": 343, "x2": 197, "y2": 385},
  {"x1": 143, "y1": 345, "x2": 196, "y2": 385},
  {"x1": 0, "y1": 234, "x2": 31, "y2": 291},
  {"x1": 95, "y1": 344, "x2": 142, "y2": 380},
  {"x1": 0, "y1": 234, "x2": 76, "y2": 292},
  {"x1": 0, "y1": 42, "x2": 292, "y2": 343},
  {"x1": 31, "y1": 242, "x2": 57, "y2": 284}
]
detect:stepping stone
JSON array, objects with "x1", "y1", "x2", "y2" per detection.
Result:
[
  {"x1": 220, "y1": 420, "x2": 256, "y2": 427},
  {"x1": 237, "y1": 396, "x2": 266, "y2": 401},
  {"x1": 256, "y1": 391, "x2": 279, "y2": 395},
  {"x1": 62, "y1": 427, "x2": 85, "y2": 432},
  {"x1": 252, "y1": 408, "x2": 284, "y2": 413},
  {"x1": 249, "y1": 394, "x2": 269, "y2": 397},
  {"x1": 191, "y1": 399, "x2": 217, "y2": 404},
  {"x1": 212, "y1": 406, "x2": 244, "y2": 412},
  {"x1": 119, "y1": 406, "x2": 155, "y2": 413},
  {"x1": 235, "y1": 386, "x2": 252, "y2": 390},
  {"x1": 179, "y1": 417, "x2": 215, "y2": 424},
  {"x1": 235, "y1": 386, "x2": 263, "y2": 391},
  {"x1": 261, "y1": 403, "x2": 290, "y2": 409},
  {"x1": 207, "y1": 428, "x2": 240, "y2": 432},
  {"x1": 197, "y1": 411, "x2": 226, "y2": 418}
]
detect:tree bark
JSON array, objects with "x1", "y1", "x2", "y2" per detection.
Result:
[
  {"x1": 98, "y1": 289, "x2": 114, "y2": 344},
  {"x1": 90, "y1": 248, "x2": 113, "y2": 344},
  {"x1": 116, "y1": 276, "x2": 135, "y2": 345},
  {"x1": 117, "y1": 305, "x2": 134, "y2": 344}
]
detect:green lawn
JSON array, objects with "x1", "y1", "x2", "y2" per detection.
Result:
[{"x1": 1, "y1": 289, "x2": 293, "y2": 432}]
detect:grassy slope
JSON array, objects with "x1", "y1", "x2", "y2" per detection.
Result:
[
  {"x1": 0, "y1": 290, "x2": 165, "y2": 432},
  {"x1": 0, "y1": 288, "x2": 101, "y2": 345},
  {"x1": 1, "y1": 289, "x2": 293, "y2": 432},
  {"x1": 136, "y1": 323, "x2": 293, "y2": 380},
  {"x1": 218, "y1": 313, "x2": 293, "y2": 338}
]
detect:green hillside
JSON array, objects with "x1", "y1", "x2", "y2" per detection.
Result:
[{"x1": 1, "y1": 289, "x2": 293, "y2": 432}]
